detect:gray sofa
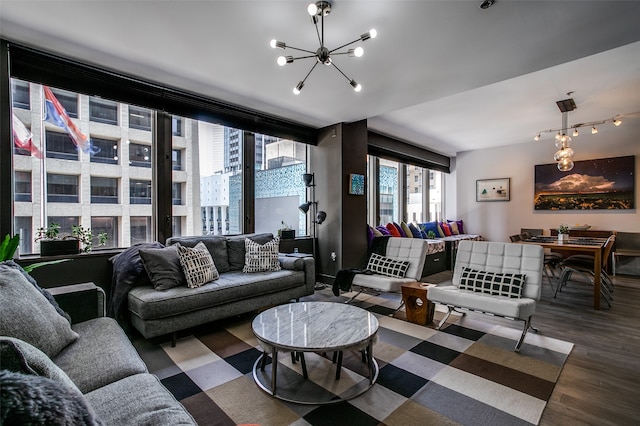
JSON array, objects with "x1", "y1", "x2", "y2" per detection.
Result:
[
  {"x1": 0, "y1": 261, "x2": 196, "y2": 425},
  {"x1": 127, "y1": 233, "x2": 316, "y2": 344}
]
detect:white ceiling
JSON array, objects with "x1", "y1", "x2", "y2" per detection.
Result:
[{"x1": 2, "y1": 0, "x2": 640, "y2": 156}]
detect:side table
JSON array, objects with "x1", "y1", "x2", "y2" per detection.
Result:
[{"x1": 401, "y1": 282, "x2": 435, "y2": 325}]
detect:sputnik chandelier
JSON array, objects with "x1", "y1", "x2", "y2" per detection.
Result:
[
  {"x1": 270, "y1": 1, "x2": 377, "y2": 94},
  {"x1": 534, "y1": 97, "x2": 625, "y2": 172}
]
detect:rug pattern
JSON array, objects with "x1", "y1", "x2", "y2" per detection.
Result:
[{"x1": 133, "y1": 292, "x2": 573, "y2": 426}]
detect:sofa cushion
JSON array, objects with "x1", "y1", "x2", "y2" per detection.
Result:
[
  {"x1": 176, "y1": 242, "x2": 219, "y2": 288},
  {"x1": 86, "y1": 373, "x2": 196, "y2": 425},
  {"x1": 53, "y1": 317, "x2": 148, "y2": 394},
  {"x1": 243, "y1": 236, "x2": 281, "y2": 273},
  {"x1": 400, "y1": 222, "x2": 413, "y2": 238},
  {"x1": 385, "y1": 223, "x2": 401, "y2": 237},
  {"x1": 0, "y1": 337, "x2": 79, "y2": 393},
  {"x1": 139, "y1": 245, "x2": 186, "y2": 290},
  {"x1": 0, "y1": 370, "x2": 102, "y2": 426},
  {"x1": 366, "y1": 253, "x2": 410, "y2": 278},
  {"x1": 227, "y1": 233, "x2": 274, "y2": 271},
  {"x1": 408, "y1": 223, "x2": 424, "y2": 238},
  {"x1": 166, "y1": 235, "x2": 230, "y2": 273},
  {"x1": 0, "y1": 265, "x2": 78, "y2": 358},
  {"x1": 458, "y1": 267, "x2": 526, "y2": 298}
]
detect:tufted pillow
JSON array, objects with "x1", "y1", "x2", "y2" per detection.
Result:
[
  {"x1": 458, "y1": 267, "x2": 526, "y2": 298},
  {"x1": 0, "y1": 266, "x2": 78, "y2": 358},
  {"x1": 139, "y1": 245, "x2": 186, "y2": 290},
  {"x1": 366, "y1": 253, "x2": 411, "y2": 278},
  {"x1": 243, "y1": 236, "x2": 281, "y2": 273},
  {"x1": 176, "y1": 242, "x2": 219, "y2": 288}
]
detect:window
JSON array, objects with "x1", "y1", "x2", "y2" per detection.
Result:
[
  {"x1": 129, "y1": 142, "x2": 151, "y2": 168},
  {"x1": 378, "y1": 159, "x2": 399, "y2": 225},
  {"x1": 50, "y1": 88, "x2": 78, "y2": 118},
  {"x1": 46, "y1": 131, "x2": 78, "y2": 160},
  {"x1": 14, "y1": 217, "x2": 32, "y2": 255},
  {"x1": 89, "y1": 97, "x2": 118, "y2": 125},
  {"x1": 130, "y1": 217, "x2": 151, "y2": 245},
  {"x1": 129, "y1": 106, "x2": 152, "y2": 131},
  {"x1": 14, "y1": 171, "x2": 31, "y2": 202},
  {"x1": 172, "y1": 149, "x2": 183, "y2": 171},
  {"x1": 47, "y1": 216, "x2": 80, "y2": 236},
  {"x1": 91, "y1": 216, "x2": 118, "y2": 248},
  {"x1": 172, "y1": 117, "x2": 183, "y2": 136},
  {"x1": 130, "y1": 180, "x2": 151, "y2": 204},
  {"x1": 47, "y1": 174, "x2": 78, "y2": 203},
  {"x1": 91, "y1": 137, "x2": 119, "y2": 164},
  {"x1": 11, "y1": 80, "x2": 30, "y2": 109},
  {"x1": 407, "y1": 166, "x2": 423, "y2": 223},
  {"x1": 428, "y1": 170, "x2": 444, "y2": 222},
  {"x1": 172, "y1": 182, "x2": 183, "y2": 205},
  {"x1": 91, "y1": 177, "x2": 118, "y2": 204}
]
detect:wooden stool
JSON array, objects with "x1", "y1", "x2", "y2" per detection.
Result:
[{"x1": 401, "y1": 282, "x2": 435, "y2": 325}]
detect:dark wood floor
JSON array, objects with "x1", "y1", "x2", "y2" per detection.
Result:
[{"x1": 424, "y1": 270, "x2": 640, "y2": 425}]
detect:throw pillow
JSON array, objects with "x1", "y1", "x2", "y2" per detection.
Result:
[
  {"x1": 366, "y1": 253, "x2": 411, "y2": 278},
  {"x1": 0, "y1": 266, "x2": 79, "y2": 358},
  {"x1": 436, "y1": 222, "x2": 445, "y2": 237},
  {"x1": 176, "y1": 242, "x2": 219, "y2": 288},
  {"x1": 400, "y1": 222, "x2": 414, "y2": 238},
  {"x1": 393, "y1": 222, "x2": 407, "y2": 237},
  {"x1": 458, "y1": 267, "x2": 526, "y2": 298},
  {"x1": 448, "y1": 220, "x2": 460, "y2": 235},
  {"x1": 243, "y1": 236, "x2": 281, "y2": 273},
  {"x1": 408, "y1": 223, "x2": 424, "y2": 238},
  {"x1": 139, "y1": 245, "x2": 186, "y2": 291},
  {"x1": 440, "y1": 222, "x2": 452, "y2": 236},
  {"x1": 376, "y1": 225, "x2": 391, "y2": 236},
  {"x1": 371, "y1": 226, "x2": 383, "y2": 237},
  {"x1": 385, "y1": 223, "x2": 401, "y2": 237},
  {"x1": 0, "y1": 370, "x2": 102, "y2": 426}
]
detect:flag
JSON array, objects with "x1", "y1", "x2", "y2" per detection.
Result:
[
  {"x1": 12, "y1": 113, "x2": 43, "y2": 158},
  {"x1": 43, "y1": 86, "x2": 99, "y2": 155}
]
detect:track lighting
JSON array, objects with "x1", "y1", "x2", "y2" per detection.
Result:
[
  {"x1": 270, "y1": 1, "x2": 376, "y2": 94},
  {"x1": 591, "y1": 125, "x2": 598, "y2": 134},
  {"x1": 573, "y1": 128, "x2": 579, "y2": 137},
  {"x1": 614, "y1": 119, "x2": 622, "y2": 126}
]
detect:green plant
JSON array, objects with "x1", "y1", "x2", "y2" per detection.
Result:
[
  {"x1": 35, "y1": 223, "x2": 61, "y2": 242},
  {"x1": 280, "y1": 221, "x2": 292, "y2": 231},
  {"x1": 426, "y1": 230, "x2": 436, "y2": 239},
  {"x1": 1, "y1": 233, "x2": 70, "y2": 272},
  {"x1": 557, "y1": 224, "x2": 570, "y2": 235},
  {"x1": 72, "y1": 225, "x2": 108, "y2": 253}
]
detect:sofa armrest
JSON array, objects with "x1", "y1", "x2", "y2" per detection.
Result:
[{"x1": 48, "y1": 282, "x2": 106, "y2": 324}]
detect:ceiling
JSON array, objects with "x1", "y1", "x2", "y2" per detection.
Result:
[{"x1": 2, "y1": 0, "x2": 640, "y2": 157}]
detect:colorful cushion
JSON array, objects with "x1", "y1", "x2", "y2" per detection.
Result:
[
  {"x1": 408, "y1": 223, "x2": 423, "y2": 238},
  {"x1": 243, "y1": 236, "x2": 281, "y2": 273},
  {"x1": 371, "y1": 226, "x2": 383, "y2": 237},
  {"x1": 385, "y1": 223, "x2": 401, "y2": 237},
  {"x1": 436, "y1": 222, "x2": 445, "y2": 237},
  {"x1": 448, "y1": 220, "x2": 460, "y2": 235},
  {"x1": 400, "y1": 222, "x2": 414, "y2": 238},
  {"x1": 376, "y1": 225, "x2": 391, "y2": 236},
  {"x1": 176, "y1": 242, "x2": 219, "y2": 288},
  {"x1": 393, "y1": 222, "x2": 407, "y2": 237},
  {"x1": 366, "y1": 253, "x2": 411, "y2": 278},
  {"x1": 458, "y1": 267, "x2": 526, "y2": 298},
  {"x1": 440, "y1": 222, "x2": 452, "y2": 236},
  {"x1": 419, "y1": 221, "x2": 439, "y2": 238},
  {"x1": 139, "y1": 245, "x2": 186, "y2": 290}
]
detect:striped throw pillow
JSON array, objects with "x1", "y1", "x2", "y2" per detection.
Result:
[
  {"x1": 176, "y1": 242, "x2": 219, "y2": 288},
  {"x1": 243, "y1": 236, "x2": 281, "y2": 273}
]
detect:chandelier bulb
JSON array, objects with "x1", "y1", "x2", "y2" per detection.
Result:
[
  {"x1": 557, "y1": 158, "x2": 575, "y2": 172},
  {"x1": 350, "y1": 79, "x2": 362, "y2": 92},
  {"x1": 592, "y1": 125, "x2": 598, "y2": 134},
  {"x1": 277, "y1": 56, "x2": 286, "y2": 66},
  {"x1": 555, "y1": 132, "x2": 561, "y2": 140},
  {"x1": 307, "y1": 3, "x2": 318, "y2": 16},
  {"x1": 270, "y1": 39, "x2": 276, "y2": 49},
  {"x1": 349, "y1": 46, "x2": 364, "y2": 57},
  {"x1": 293, "y1": 81, "x2": 304, "y2": 95},
  {"x1": 573, "y1": 128, "x2": 579, "y2": 137},
  {"x1": 614, "y1": 119, "x2": 622, "y2": 126},
  {"x1": 369, "y1": 29, "x2": 377, "y2": 39}
]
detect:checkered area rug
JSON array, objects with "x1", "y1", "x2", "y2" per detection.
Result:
[{"x1": 132, "y1": 290, "x2": 573, "y2": 426}]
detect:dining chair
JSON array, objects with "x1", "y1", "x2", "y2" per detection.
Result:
[
  {"x1": 518, "y1": 229, "x2": 562, "y2": 291},
  {"x1": 555, "y1": 235, "x2": 616, "y2": 307},
  {"x1": 612, "y1": 231, "x2": 640, "y2": 276}
]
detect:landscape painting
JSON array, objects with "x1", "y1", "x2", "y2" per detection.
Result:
[{"x1": 534, "y1": 155, "x2": 635, "y2": 210}]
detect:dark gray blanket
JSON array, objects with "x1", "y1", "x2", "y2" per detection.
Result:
[{"x1": 332, "y1": 235, "x2": 391, "y2": 296}]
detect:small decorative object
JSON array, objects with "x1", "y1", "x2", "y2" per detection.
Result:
[
  {"x1": 278, "y1": 221, "x2": 295, "y2": 240},
  {"x1": 35, "y1": 223, "x2": 107, "y2": 255},
  {"x1": 426, "y1": 230, "x2": 436, "y2": 239},
  {"x1": 476, "y1": 178, "x2": 510, "y2": 202},
  {"x1": 557, "y1": 224, "x2": 570, "y2": 242},
  {"x1": 349, "y1": 173, "x2": 365, "y2": 195}
]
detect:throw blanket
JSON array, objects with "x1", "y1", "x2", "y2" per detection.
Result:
[
  {"x1": 332, "y1": 235, "x2": 392, "y2": 296},
  {"x1": 108, "y1": 242, "x2": 163, "y2": 330}
]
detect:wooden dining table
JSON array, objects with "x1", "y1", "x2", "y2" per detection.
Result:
[{"x1": 519, "y1": 236, "x2": 607, "y2": 310}]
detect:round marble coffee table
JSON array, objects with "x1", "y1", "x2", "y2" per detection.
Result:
[{"x1": 251, "y1": 301, "x2": 379, "y2": 404}]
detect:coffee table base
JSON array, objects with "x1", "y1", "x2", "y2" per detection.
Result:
[{"x1": 252, "y1": 352, "x2": 379, "y2": 405}]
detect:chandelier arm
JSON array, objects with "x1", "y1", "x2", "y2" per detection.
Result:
[
  {"x1": 283, "y1": 45, "x2": 318, "y2": 55},
  {"x1": 330, "y1": 61, "x2": 352, "y2": 83},
  {"x1": 291, "y1": 55, "x2": 318, "y2": 61},
  {"x1": 329, "y1": 38, "x2": 362, "y2": 54},
  {"x1": 300, "y1": 62, "x2": 320, "y2": 85}
]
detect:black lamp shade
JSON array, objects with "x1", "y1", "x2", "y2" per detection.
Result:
[
  {"x1": 316, "y1": 211, "x2": 327, "y2": 224},
  {"x1": 303, "y1": 173, "x2": 314, "y2": 186},
  {"x1": 299, "y1": 202, "x2": 311, "y2": 214}
]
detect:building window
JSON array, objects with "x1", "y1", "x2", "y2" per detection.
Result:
[
  {"x1": 47, "y1": 174, "x2": 79, "y2": 203},
  {"x1": 89, "y1": 97, "x2": 118, "y2": 125},
  {"x1": 46, "y1": 131, "x2": 78, "y2": 160},
  {"x1": 172, "y1": 149, "x2": 183, "y2": 171},
  {"x1": 91, "y1": 177, "x2": 118, "y2": 204},
  {"x1": 91, "y1": 216, "x2": 118, "y2": 248},
  {"x1": 90, "y1": 137, "x2": 119, "y2": 164},
  {"x1": 172, "y1": 182, "x2": 183, "y2": 205},
  {"x1": 50, "y1": 88, "x2": 78, "y2": 118},
  {"x1": 129, "y1": 106, "x2": 152, "y2": 131},
  {"x1": 130, "y1": 216, "x2": 152, "y2": 244},
  {"x1": 11, "y1": 80, "x2": 30, "y2": 109},
  {"x1": 129, "y1": 142, "x2": 151, "y2": 168},
  {"x1": 47, "y1": 216, "x2": 80, "y2": 236},
  {"x1": 130, "y1": 180, "x2": 152, "y2": 204},
  {"x1": 172, "y1": 117, "x2": 183, "y2": 136},
  {"x1": 14, "y1": 171, "x2": 32, "y2": 202},
  {"x1": 172, "y1": 216, "x2": 182, "y2": 237},
  {"x1": 14, "y1": 217, "x2": 32, "y2": 255}
]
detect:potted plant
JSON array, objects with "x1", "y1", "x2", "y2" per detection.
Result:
[
  {"x1": 278, "y1": 221, "x2": 295, "y2": 240},
  {"x1": 1, "y1": 234, "x2": 70, "y2": 271},
  {"x1": 35, "y1": 223, "x2": 107, "y2": 256},
  {"x1": 557, "y1": 224, "x2": 570, "y2": 242}
]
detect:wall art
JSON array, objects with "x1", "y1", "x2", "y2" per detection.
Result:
[{"x1": 476, "y1": 178, "x2": 510, "y2": 202}]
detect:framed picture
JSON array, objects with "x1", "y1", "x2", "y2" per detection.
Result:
[
  {"x1": 534, "y1": 155, "x2": 635, "y2": 210},
  {"x1": 349, "y1": 173, "x2": 365, "y2": 195},
  {"x1": 476, "y1": 178, "x2": 510, "y2": 202}
]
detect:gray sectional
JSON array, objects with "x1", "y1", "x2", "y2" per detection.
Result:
[{"x1": 127, "y1": 233, "x2": 316, "y2": 342}]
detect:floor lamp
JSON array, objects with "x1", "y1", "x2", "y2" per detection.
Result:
[{"x1": 298, "y1": 173, "x2": 327, "y2": 259}]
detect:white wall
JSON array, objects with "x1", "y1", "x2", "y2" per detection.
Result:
[{"x1": 450, "y1": 120, "x2": 640, "y2": 242}]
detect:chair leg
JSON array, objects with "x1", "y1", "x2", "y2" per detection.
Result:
[
  {"x1": 344, "y1": 288, "x2": 363, "y2": 304},
  {"x1": 436, "y1": 306, "x2": 454, "y2": 330},
  {"x1": 515, "y1": 316, "x2": 533, "y2": 352}
]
